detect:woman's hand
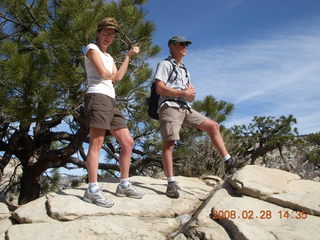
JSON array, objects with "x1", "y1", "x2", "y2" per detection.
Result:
[
  {"x1": 127, "y1": 45, "x2": 140, "y2": 58},
  {"x1": 113, "y1": 45, "x2": 140, "y2": 83}
]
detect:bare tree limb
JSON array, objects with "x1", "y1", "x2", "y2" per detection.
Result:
[
  {"x1": 68, "y1": 156, "x2": 120, "y2": 172},
  {"x1": 51, "y1": 132, "x2": 74, "y2": 141},
  {"x1": 0, "y1": 152, "x2": 12, "y2": 174},
  {"x1": 101, "y1": 145, "x2": 119, "y2": 162}
]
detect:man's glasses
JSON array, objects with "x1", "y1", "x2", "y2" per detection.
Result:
[{"x1": 178, "y1": 42, "x2": 189, "y2": 47}]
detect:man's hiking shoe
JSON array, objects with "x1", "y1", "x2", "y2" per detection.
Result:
[
  {"x1": 224, "y1": 158, "x2": 237, "y2": 174},
  {"x1": 166, "y1": 181, "x2": 181, "y2": 198},
  {"x1": 115, "y1": 182, "x2": 145, "y2": 199},
  {"x1": 83, "y1": 188, "x2": 114, "y2": 208}
]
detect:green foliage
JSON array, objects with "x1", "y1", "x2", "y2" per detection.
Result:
[
  {"x1": 174, "y1": 136, "x2": 225, "y2": 178},
  {"x1": 304, "y1": 132, "x2": 320, "y2": 166},
  {"x1": 49, "y1": 168, "x2": 61, "y2": 192},
  {"x1": 1, "y1": 0, "x2": 160, "y2": 124},
  {"x1": 0, "y1": 0, "x2": 160, "y2": 203},
  {"x1": 40, "y1": 177, "x2": 50, "y2": 195},
  {"x1": 230, "y1": 115, "x2": 299, "y2": 164},
  {"x1": 40, "y1": 168, "x2": 61, "y2": 194},
  {"x1": 71, "y1": 179, "x2": 81, "y2": 188},
  {"x1": 192, "y1": 95, "x2": 234, "y2": 123}
]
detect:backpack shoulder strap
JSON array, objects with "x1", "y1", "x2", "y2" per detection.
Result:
[
  {"x1": 164, "y1": 58, "x2": 178, "y2": 82},
  {"x1": 164, "y1": 57, "x2": 190, "y2": 84}
]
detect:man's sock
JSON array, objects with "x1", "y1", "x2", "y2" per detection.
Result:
[
  {"x1": 120, "y1": 178, "x2": 130, "y2": 188},
  {"x1": 223, "y1": 154, "x2": 231, "y2": 161},
  {"x1": 88, "y1": 182, "x2": 99, "y2": 193},
  {"x1": 167, "y1": 176, "x2": 175, "y2": 183}
]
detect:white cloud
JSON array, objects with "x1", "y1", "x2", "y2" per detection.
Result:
[{"x1": 184, "y1": 20, "x2": 320, "y2": 134}]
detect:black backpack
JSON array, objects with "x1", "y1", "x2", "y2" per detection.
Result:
[
  {"x1": 147, "y1": 59, "x2": 178, "y2": 120},
  {"x1": 147, "y1": 82, "x2": 160, "y2": 120}
]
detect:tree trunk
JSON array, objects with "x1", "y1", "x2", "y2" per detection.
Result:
[
  {"x1": 18, "y1": 166, "x2": 41, "y2": 205},
  {"x1": 278, "y1": 146, "x2": 293, "y2": 172},
  {"x1": 250, "y1": 145, "x2": 277, "y2": 165}
]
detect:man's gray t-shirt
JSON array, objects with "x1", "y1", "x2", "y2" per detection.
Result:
[{"x1": 154, "y1": 57, "x2": 191, "y2": 110}]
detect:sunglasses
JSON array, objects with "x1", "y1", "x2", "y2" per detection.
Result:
[
  {"x1": 173, "y1": 42, "x2": 189, "y2": 47},
  {"x1": 178, "y1": 42, "x2": 189, "y2": 46}
]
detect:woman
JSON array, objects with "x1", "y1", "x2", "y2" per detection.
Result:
[{"x1": 83, "y1": 18, "x2": 144, "y2": 208}]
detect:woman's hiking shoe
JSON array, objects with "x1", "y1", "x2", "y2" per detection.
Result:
[
  {"x1": 166, "y1": 181, "x2": 181, "y2": 198},
  {"x1": 115, "y1": 182, "x2": 145, "y2": 199},
  {"x1": 83, "y1": 188, "x2": 114, "y2": 208}
]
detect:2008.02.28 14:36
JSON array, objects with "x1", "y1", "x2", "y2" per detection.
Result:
[{"x1": 210, "y1": 209, "x2": 308, "y2": 219}]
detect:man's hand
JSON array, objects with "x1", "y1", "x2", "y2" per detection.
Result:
[
  {"x1": 127, "y1": 45, "x2": 140, "y2": 57},
  {"x1": 183, "y1": 84, "x2": 196, "y2": 102},
  {"x1": 155, "y1": 81, "x2": 196, "y2": 101}
]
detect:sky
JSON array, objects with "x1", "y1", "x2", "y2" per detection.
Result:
[
  {"x1": 6, "y1": 0, "x2": 319, "y2": 177},
  {"x1": 143, "y1": 0, "x2": 320, "y2": 134}
]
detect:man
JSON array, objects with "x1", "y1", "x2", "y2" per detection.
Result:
[{"x1": 154, "y1": 36, "x2": 236, "y2": 198}]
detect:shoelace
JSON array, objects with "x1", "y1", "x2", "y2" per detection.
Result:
[
  {"x1": 93, "y1": 188, "x2": 106, "y2": 200},
  {"x1": 169, "y1": 181, "x2": 181, "y2": 190}
]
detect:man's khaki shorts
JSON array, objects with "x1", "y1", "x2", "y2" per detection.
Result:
[
  {"x1": 159, "y1": 105, "x2": 208, "y2": 141},
  {"x1": 84, "y1": 93, "x2": 127, "y2": 132}
]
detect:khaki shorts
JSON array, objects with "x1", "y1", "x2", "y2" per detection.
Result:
[
  {"x1": 159, "y1": 105, "x2": 208, "y2": 141},
  {"x1": 84, "y1": 93, "x2": 127, "y2": 132}
]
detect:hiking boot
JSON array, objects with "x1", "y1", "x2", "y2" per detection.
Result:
[
  {"x1": 224, "y1": 158, "x2": 237, "y2": 174},
  {"x1": 115, "y1": 182, "x2": 145, "y2": 199},
  {"x1": 166, "y1": 181, "x2": 181, "y2": 198},
  {"x1": 83, "y1": 188, "x2": 114, "y2": 208}
]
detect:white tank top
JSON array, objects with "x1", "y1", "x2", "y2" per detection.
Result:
[{"x1": 84, "y1": 43, "x2": 115, "y2": 98}]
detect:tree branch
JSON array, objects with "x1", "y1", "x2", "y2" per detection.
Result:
[
  {"x1": 22, "y1": 3, "x2": 46, "y2": 32},
  {"x1": 68, "y1": 156, "x2": 120, "y2": 172},
  {"x1": 0, "y1": 152, "x2": 12, "y2": 174},
  {"x1": 101, "y1": 145, "x2": 119, "y2": 162},
  {"x1": 51, "y1": 131, "x2": 74, "y2": 141},
  {"x1": 0, "y1": 12, "x2": 26, "y2": 29}
]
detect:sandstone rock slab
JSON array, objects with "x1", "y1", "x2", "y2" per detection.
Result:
[
  {"x1": 200, "y1": 175, "x2": 222, "y2": 187},
  {"x1": 211, "y1": 186, "x2": 320, "y2": 240},
  {"x1": 47, "y1": 176, "x2": 212, "y2": 221},
  {"x1": 194, "y1": 185, "x2": 231, "y2": 240},
  {"x1": 11, "y1": 196, "x2": 57, "y2": 223},
  {"x1": 229, "y1": 165, "x2": 320, "y2": 215},
  {"x1": 0, "y1": 203, "x2": 10, "y2": 219},
  {"x1": 6, "y1": 215, "x2": 179, "y2": 240},
  {"x1": 0, "y1": 218, "x2": 12, "y2": 239}
]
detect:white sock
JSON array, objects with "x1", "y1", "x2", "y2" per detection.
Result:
[
  {"x1": 167, "y1": 176, "x2": 175, "y2": 183},
  {"x1": 120, "y1": 178, "x2": 130, "y2": 188},
  {"x1": 88, "y1": 182, "x2": 99, "y2": 193},
  {"x1": 224, "y1": 154, "x2": 231, "y2": 161}
]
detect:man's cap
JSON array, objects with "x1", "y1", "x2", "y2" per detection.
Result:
[
  {"x1": 168, "y1": 36, "x2": 192, "y2": 46},
  {"x1": 97, "y1": 17, "x2": 119, "y2": 32}
]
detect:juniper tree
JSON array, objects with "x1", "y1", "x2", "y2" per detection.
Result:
[
  {"x1": 230, "y1": 115, "x2": 299, "y2": 170},
  {"x1": 292, "y1": 132, "x2": 320, "y2": 178},
  {"x1": 0, "y1": 0, "x2": 160, "y2": 204},
  {"x1": 304, "y1": 132, "x2": 320, "y2": 167}
]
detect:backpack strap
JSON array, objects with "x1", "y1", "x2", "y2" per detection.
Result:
[
  {"x1": 164, "y1": 57, "x2": 189, "y2": 84},
  {"x1": 160, "y1": 58, "x2": 191, "y2": 112},
  {"x1": 164, "y1": 58, "x2": 178, "y2": 83}
]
